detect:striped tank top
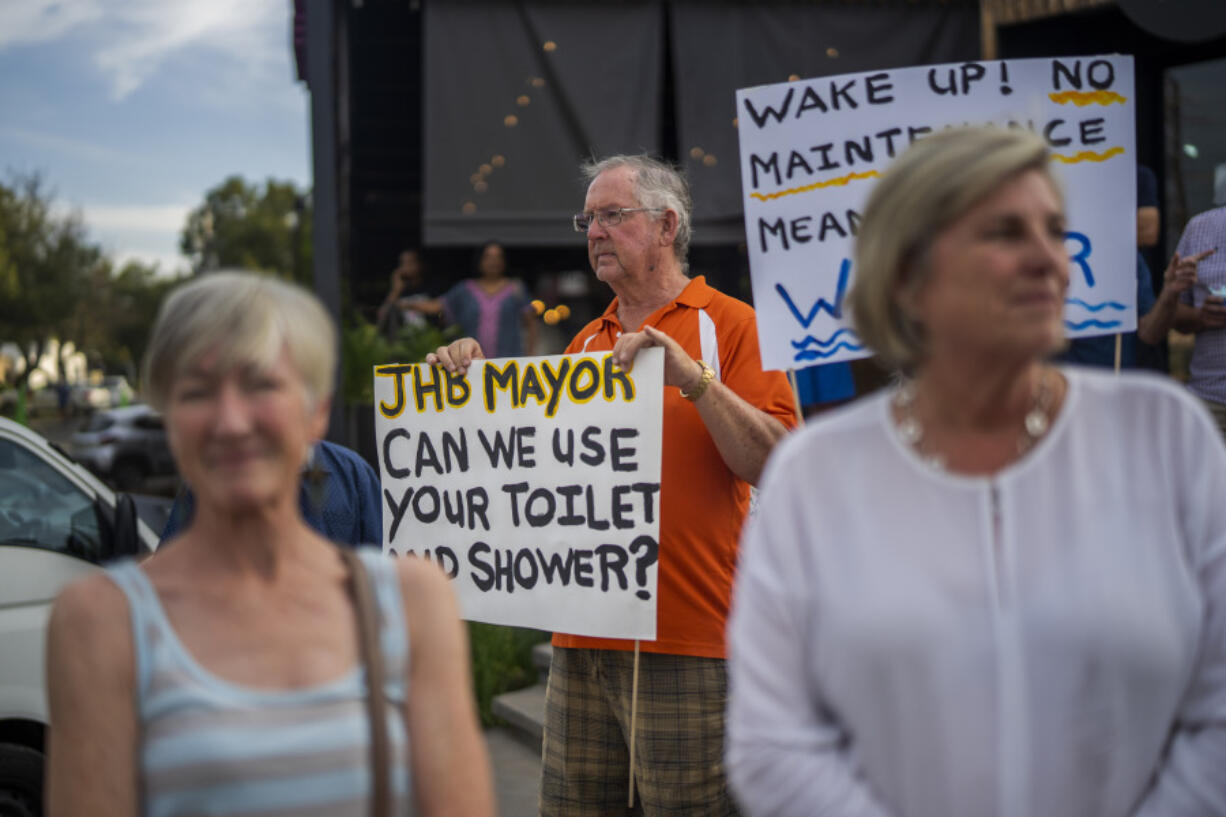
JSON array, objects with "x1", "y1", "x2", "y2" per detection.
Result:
[{"x1": 107, "y1": 548, "x2": 412, "y2": 817}]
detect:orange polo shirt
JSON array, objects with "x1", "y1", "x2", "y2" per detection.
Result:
[{"x1": 553, "y1": 276, "x2": 798, "y2": 658}]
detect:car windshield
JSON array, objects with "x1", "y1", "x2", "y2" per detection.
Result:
[{"x1": 0, "y1": 438, "x2": 102, "y2": 561}]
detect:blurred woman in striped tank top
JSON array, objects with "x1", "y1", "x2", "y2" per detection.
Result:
[{"x1": 44, "y1": 272, "x2": 493, "y2": 817}]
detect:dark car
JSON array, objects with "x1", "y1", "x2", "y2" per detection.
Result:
[{"x1": 71, "y1": 404, "x2": 177, "y2": 491}]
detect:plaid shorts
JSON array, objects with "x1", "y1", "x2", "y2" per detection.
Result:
[{"x1": 539, "y1": 647, "x2": 739, "y2": 817}]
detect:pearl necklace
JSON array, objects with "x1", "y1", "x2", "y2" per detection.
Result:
[{"x1": 893, "y1": 369, "x2": 1054, "y2": 471}]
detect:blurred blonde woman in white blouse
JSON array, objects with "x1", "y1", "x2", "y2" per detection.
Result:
[{"x1": 727, "y1": 127, "x2": 1226, "y2": 817}]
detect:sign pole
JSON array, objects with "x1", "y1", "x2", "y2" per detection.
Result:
[{"x1": 628, "y1": 639, "x2": 641, "y2": 807}]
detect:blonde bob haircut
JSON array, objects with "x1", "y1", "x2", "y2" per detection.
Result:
[
  {"x1": 848, "y1": 126, "x2": 1059, "y2": 372},
  {"x1": 142, "y1": 271, "x2": 337, "y2": 412}
]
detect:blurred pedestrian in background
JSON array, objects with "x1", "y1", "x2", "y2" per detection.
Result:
[
  {"x1": 377, "y1": 249, "x2": 437, "y2": 339},
  {"x1": 1172, "y1": 181, "x2": 1226, "y2": 437},
  {"x1": 46, "y1": 272, "x2": 493, "y2": 817},
  {"x1": 407, "y1": 241, "x2": 537, "y2": 357},
  {"x1": 727, "y1": 127, "x2": 1226, "y2": 816}
]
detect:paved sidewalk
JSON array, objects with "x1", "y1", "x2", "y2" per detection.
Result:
[{"x1": 486, "y1": 727, "x2": 541, "y2": 817}]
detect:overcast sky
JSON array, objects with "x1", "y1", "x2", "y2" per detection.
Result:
[{"x1": 0, "y1": 0, "x2": 311, "y2": 275}]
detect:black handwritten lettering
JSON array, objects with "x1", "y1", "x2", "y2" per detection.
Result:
[
  {"x1": 876, "y1": 127, "x2": 903, "y2": 157},
  {"x1": 580, "y1": 426, "x2": 605, "y2": 466},
  {"x1": 787, "y1": 150, "x2": 814, "y2": 178},
  {"x1": 557, "y1": 484, "x2": 584, "y2": 525},
  {"x1": 469, "y1": 542, "x2": 495, "y2": 591},
  {"x1": 1087, "y1": 60, "x2": 1113, "y2": 89},
  {"x1": 483, "y1": 361, "x2": 519, "y2": 412},
  {"x1": 441, "y1": 429, "x2": 468, "y2": 473},
  {"x1": 537, "y1": 548, "x2": 575, "y2": 584},
  {"x1": 568, "y1": 359, "x2": 601, "y2": 402},
  {"x1": 513, "y1": 549, "x2": 539, "y2": 589},
  {"x1": 525, "y1": 488, "x2": 556, "y2": 527},
  {"x1": 750, "y1": 153, "x2": 781, "y2": 188},
  {"x1": 385, "y1": 487, "x2": 412, "y2": 541},
  {"x1": 584, "y1": 485, "x2": 610, "y2": 531},
  {"x1": 518, "y1": 365, "x2": 547, "y2": 408},
  {"x1": 415, "y1": 431, "x2": 442, "y2": 476},
  {"x1": 845, "y1": 136, "x2": 873, "y2": 165},
  {"x1": 632, "y1": 483, "x2": 660, "y2": 524},
  {"x1": 501, "y1": 481, "x2": 529, "y2": 526},
  {"x1": 1044, "y1": 119, "x2": 1071, "y2": 147},
  {"x1": 412, "y1": 485, "x2": 440, "y2": 524},
  {"x1": 610, "y1": 428, "x2": 638, "y2": 472},
  {"x1": 382, "y1": 428, "x2": 412, "y2": 479},
  {"x1": 552, "y1": 428, "x2": 575, "y2": 466},
  {"x1": 742, "y1": 87, "x2": 795, "y2": 128},
  {"x1": 515, "y1": 426, "x2": 536, "y2": 467},
  {"x1": 413, "y1": 364, "x2": 444, "y2": 412},
  {"x1": 796, "y1": 85, "x2": 828, "y2": 116},
  {"x1": 810, "y1": 143, "x2": 839, "y2": 171},
  {"x1": 1079, "y1": 117, "x2": 1106, "y2": 145},
  {"x1": 818, "y1": 212, "x2": 848, "y2": 241},
  {"x1": 374, "y1": 363, "x2": 413, "y2": 418},
  {"x1": 602, "y1": 354, "x2": 635, "y2": 401},
  {"x1": 759, "y1": 217, "x2": 789, "y2": 252},
  {"x1": 595, "y1": 544, "x2": 629, "y2": 591},
  {"x1": 479, "y1": 427, "x2": 517, "y2": 468},
  {"x1": 865, "y1": 72, "x2": 894, "y2": 104},
  {"x1": 539, "y1": 358, "x2": 571, "y2": 417}
]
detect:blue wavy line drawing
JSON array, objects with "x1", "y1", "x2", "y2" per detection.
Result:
[
  {"x1": 793, "y1": 342, "x2": 864, "y2": 362},
  {"x1": 776, "y1": 259, "x2": 851, "y2": 327},
  {"x1": 1065, "y1": 298, "x2": 1126, "y2": 312},
  {"x1": 790, "y1": 328, "x2": 858, "y2": 351},
  {"x1": 1065, "y1": 318, "x2": 1122, "y2": 330}
]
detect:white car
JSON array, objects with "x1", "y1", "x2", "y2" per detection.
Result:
[{"x1": 0, "y1": 417, "x2": 156, "y2": 816}]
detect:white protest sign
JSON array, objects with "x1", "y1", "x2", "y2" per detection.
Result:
[
  {"x1": 373, "y1": 349, "x2": 664, "y2": 640},
  {"x1": 736, "y1": 55, "x2": 1136, "y2": 371}
]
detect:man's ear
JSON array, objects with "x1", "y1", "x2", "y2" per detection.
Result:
[{"x1": 659, "y1": 209, "x2": 678, "y2": 246}]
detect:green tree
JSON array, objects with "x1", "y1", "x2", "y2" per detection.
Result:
[
  {"x1": 62, "y1": 259, "x2": 182, "y2": 383},
  {"x1": 0, "y1": 174, "x2": 104, "y2": 389},
  {"x1": 180, "y1": 176, "x2": 313, "y2": 284}
]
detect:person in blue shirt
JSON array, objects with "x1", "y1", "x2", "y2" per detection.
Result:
[{"x1": 161, "y1": 439, "x2": 382, "y2": 546}]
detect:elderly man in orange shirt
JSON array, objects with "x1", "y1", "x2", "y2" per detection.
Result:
[{"x1": 430, "y1": 154, "x2": 797, "y2": 816}]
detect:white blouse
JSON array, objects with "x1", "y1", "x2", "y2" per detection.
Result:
[{"x1": 727, "y1": 368, "x2": 1226, "y2": 817}]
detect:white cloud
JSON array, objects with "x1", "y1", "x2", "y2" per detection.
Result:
[
  {"x1": 0, "y1": 0, "x2": 104, "y2": 49},
  {"x1": 0, "y1": 0, "x2": 291, "y2": 101},
  {"x1": 81, "y1": 202, "x2": 193, "y2": 233},
  {"x1": 95, "y1": 0, "x2": 286, "y2": 100}
]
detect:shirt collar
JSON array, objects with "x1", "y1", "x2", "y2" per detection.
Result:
[{"x1": 597, "y1": 275, "x2": 715, "y2": 330}]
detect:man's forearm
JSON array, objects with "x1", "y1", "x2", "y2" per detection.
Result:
[
  {"x1": 692, "y1": 383, "x2": 789, "y2": 486},
  {"x1": 1138, "y1": 292, "x2": 1181, "y2": 345},
  {"x1": 1173, "y1": 303, "x2": 1203, "y2": 334}
]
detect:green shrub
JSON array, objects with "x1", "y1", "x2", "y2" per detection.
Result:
[
  {"x1": 468, "y1": 622, "x2": 550, "y2": 727},
  {"x1": 341, "y1": 316, "x2": 456, "y2": 405}
]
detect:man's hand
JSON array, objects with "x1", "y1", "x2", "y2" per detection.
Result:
[
  {"x1": 612, "y1": 325, "x2": 705, "y2": 391},
  {"x1": 1165, "y1": 249, "x2": 1215, "y2": 295},
  {"x1": 426, "y1": 338, "x2": 485, "y2": 375},
  {"x1": 388, "y1": 269, "x2": 407, "y2": 299},
  {"x1": 1202, "y1": 295, "x2": 1226, "y2": 331}
]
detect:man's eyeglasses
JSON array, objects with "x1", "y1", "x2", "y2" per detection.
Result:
[{"x1": 572, "y1": 208, "x2": 663, "y2": 232}]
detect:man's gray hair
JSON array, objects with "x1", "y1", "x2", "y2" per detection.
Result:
[{"x1": 582, "y1": 154, "x2": 693, "y2": 273}]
